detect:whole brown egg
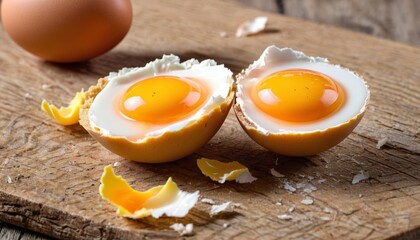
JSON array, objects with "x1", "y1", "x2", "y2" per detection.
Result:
[{"x1": 1, "y1": 0, "x2": 132, "y2": 62}]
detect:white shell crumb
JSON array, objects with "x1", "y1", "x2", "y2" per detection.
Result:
[
  {"x1": 320, "y1": 216, "x2": 331, "y2": 221},
  {"x1": 296, "y1": 182, "x2": 317, "y2": 193},
  {"x1": 223, "y1": 223, "x2": 230, "y2": 228},
  {"x1": 235, "y1": 170, "x2": 258, "y2": 183},
  {"x1": 219, "y1": 31, "x2": 229, "y2": 38},
  {"x1": 288, "y1": 205, "x2": 295, "y2": 213},
  {"x1": 41, "y1": 84, "x2": 50, "y2": 90},
  {"x1": 284, "y1": 182, "x2": 296, "y2": 192},
  {"x1": 323, "y1": 207, "x2": 334, "y2": 213},
  {"x1": 376, "y1": 136, "x2": 388, "y2": 149},
  {"x1": 210, "y1": 202, "x2": 231, "y2": 216},
  {"x1": 303, "y1": 183, "x2": 317, "y2": 193},
  {"x1": 270, "y1": 168, "x2": 285, "y2": 178},
  {"x1": 170, "y1": 223, "x2": 194, "y2": 236},
  {"x1": 352, "y1": 170, "x2": 369, "y2": 184},
  {"x1": 3, "y1": 158, "x2": 10, "y2": 165},
  {"x1": 236, "y1": 16, "x2": 268, "y2": 37},
  {"x1": 278, "y1": 214, "x2": 293, "y2": 220},
  {"x1": 301, "y1": 197, "x2": 314, "y2": 205},
  {"x1": 113, "y1": 162, "x2": 121, "y2": 167},
  {"x1": 201, "y1": 198, "x2": 215, "y2": 205},
  {"x1": 6, "y1": 176, "x2": 12, "y2": 184},
  {"x1": 24, "y1": 93, "x2": 32, "y2": 99},
  {"x1": 275, "y1": 201, "x2": 282, "y2": 206},
  {"x1": 359, "y1": 194, "x2": 363, "y2": 198}
]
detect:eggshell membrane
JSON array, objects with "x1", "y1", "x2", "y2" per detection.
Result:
[
  {"x1": 79, "y1": 79, "x2": 234, "y2": 163},
  {"x1": 234, "y1": 102, "x2": 366, "y2": 156}
]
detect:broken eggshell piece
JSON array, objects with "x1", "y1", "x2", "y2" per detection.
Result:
[
  {"x1": 197, "y1": 158, "x2": 257, "y2": 183},
  {"x1": 99, "y1": 165, "x2": 199, "y2": 218},
  {"x1": 41, "y1": 90, "x2": 85, "y2": 126}
]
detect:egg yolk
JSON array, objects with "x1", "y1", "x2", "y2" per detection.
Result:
[
  {"x1": 120, "y1": 76, "x2": 208, "y2": 123},
  {"x1": 251, "y1": 69, "x2": 344, "y2": 122}
]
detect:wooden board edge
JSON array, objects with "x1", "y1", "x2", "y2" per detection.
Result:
[{"x1": 0, "y1": 191, "x2": 175, "y2": 239}]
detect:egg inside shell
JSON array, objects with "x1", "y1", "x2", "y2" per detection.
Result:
[
  {"x1": 79, "y1": 55, "x2": 234, "y2": 163},
  {"x1": 235, "y1": 46, "x2": 369, "y2": 156}
]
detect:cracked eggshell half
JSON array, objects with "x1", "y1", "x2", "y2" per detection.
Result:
[
  {"x1": 234, "y1": 46, "x2": 369, "y2": 156},
  {"x1": 80, "y1": 55, "x2": 234, "y2": 163}
]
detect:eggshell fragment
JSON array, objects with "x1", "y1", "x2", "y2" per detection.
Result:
[
  {"x1": 41, "y1": 90, "x2": 84, "y2": 126},
  {"x1": 197, "y1": 158, "x2": 257, "y2": 183},
  {"x1": 99, "y1": 166, "x2": 199, "y2": 219},
  {"x1": 210, "y1": 202, "x2": 231, "y2": 216},
  {"x1": 170, "y1": 223, "x2": 194, "y2": 236},
  {"x1": 236, "y1": 16, "x2": 268, "y2": 37}
]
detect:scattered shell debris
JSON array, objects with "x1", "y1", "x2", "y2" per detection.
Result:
[
  {"x1": 2, "y1": 158, "x2": 10, "y2": 165},
  {"x1": 376, "y1": 136, "x2": 388, "y2": 149},
  {"x1": 301, "y1": 197, "x2": 314, "y2": 205},
  {"x1": 24, "y1": 93, "x2": 32, "y2": 99},
  {"x1": 288, "y1": 205, "x2": 295, "y2": 213},
  {"x1": 41, "y1": 84, "x2": 50, "y2": 90},
  {"x1": 236, "y1": 16, "x2": 268, "y2": 37},
  {"x1": 323, "y1": 207, "x2": 334, "y2": 213},
  {"x1": 296, "y1": 182, "x2": 317, "y2": 193},
  {"x1": 170, "y1": 223, "x2": 194, "y2": 236},
  {"x1": 278, "y1": 214, "x2": 293, "y2": 220},
  {"x1": 320, "y1": 216, "x2": 331, "y2": 221},
  {"x1": 223, "y1": 223, "x2": 230, "y2": 228},
  {"x1": 352, "y1": 170, "x2": 370, "y2": 185},
  {"x1": 210, "y1": 202, "x2": 231, "y2": 216},
  {"x1": 6, "y1": 176, "x2": 12, "y2": 184},
  {"x1": 359, "y1": 194, "x2": 363, "y2": 198},
  {"x1": 113, "y1": 162, "x2": 121, "y2": 167},
  {"x1": 284, "y1": 182, "x2": 296, "y2": 192},
  {"x1": 219, "y1": 31, "x2": 229, "y2": 38},
  {"x1": 201, "y1": 198, "x2": 216, "y2": 205},
  {"x1": 275, "y1": 201, "x2": 282, "y2": 206},
  {"x1": 270, "y1": 168, "x2": 285, "y2": 178}
]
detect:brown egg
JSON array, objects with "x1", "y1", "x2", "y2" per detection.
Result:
[{"x1": 1, "y1": 0, "x2": 132, "y2": 62}]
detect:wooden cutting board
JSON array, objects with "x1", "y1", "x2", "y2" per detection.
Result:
[{"x1": 1, "y1": 0, "x2": 419, "y2": 239}]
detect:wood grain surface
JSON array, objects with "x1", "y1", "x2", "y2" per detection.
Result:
[
  {"x1": 1, "y1": 0, "x2": 420, "y2": 239},
  {"x1": 237, "y1": 0, "x2": 420, "y2": 46}
]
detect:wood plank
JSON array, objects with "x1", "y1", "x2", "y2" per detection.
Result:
[
  {"x1": 0, "y1": 0, "x2": 419, "y2": 239},
  {"x1": 282, "y1": 0, "x2": 420, "y2": 46},
  {"x1": 236, "y1": 0, "x2": 420, "y2": 46}
]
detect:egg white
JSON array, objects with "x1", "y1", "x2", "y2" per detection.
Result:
[
  {"x1": 236, "y1": 46, "x2": 369, "y2": 134},
  {"x1": 89, "y1": 55, "x2": 233, "y2": 141}
]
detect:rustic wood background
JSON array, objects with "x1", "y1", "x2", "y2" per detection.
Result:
[
  {"x1": 1, "y1": 0, "x2": 420, "y2": 239},
  {"x1": 237, "y1": 0, "x2": 420, "y2": 46}
]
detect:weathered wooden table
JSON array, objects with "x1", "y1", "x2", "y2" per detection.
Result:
[{"x1": 1, "y1": 0, "x2": 419, "y2": 239}]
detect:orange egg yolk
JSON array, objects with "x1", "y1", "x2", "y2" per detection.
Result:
[
  {"x1": 251, "y1": 69, "x2": 345, "y2": 122},
  {"x1": 120, "y1": 76, "x2": 208, "y2": 123}
]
